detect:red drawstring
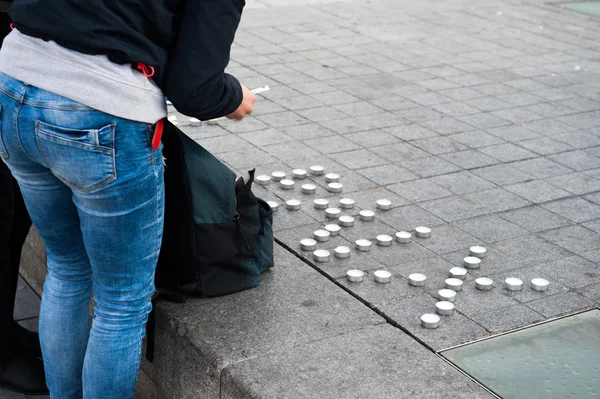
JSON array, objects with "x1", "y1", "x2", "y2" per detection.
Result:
[
  {"x1": 152, "y1": 118, "x2": 164, "y2": 150},
  {"x1": 9, "y1": 23, "x2": 13, "y2": 30},
  {"x1": 136, "y1": 62, "x2": 155, "y2": 78}
]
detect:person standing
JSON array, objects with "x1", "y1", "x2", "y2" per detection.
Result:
[
  {"x1": 0, "y1": 0, "x2": 255, "y2": 398},
  {"x1": 0, "y1": 0, "x2": 48, "y2": 394}
]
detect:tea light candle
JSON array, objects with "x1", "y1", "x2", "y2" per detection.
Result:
[
  {"x1": 301, "y1": 184, "x2": 317, "y2": 194},
  {"x1": 325, "y1": 224, "x2": 341, "y2": 236},
  {"x1": 475, "y1": 277, "x2": 493, "y2": 291},
  {"x1": 325, "y1": 207, "x2": 342, "y2": 219},
  {"x1": 376, "y1": 234, "x2": 393, "y2": 247},
  {"x1": 346, "y1": 269, "x2": 364, "y2": 283},
  {"x1": 436, "y1": 301, "x2": 455, "y2": 316},
  {"x1": 359, "y1": 210, "x2": 375, "y2": 222},
  {"x1": 376, "y1": 199, "x2": 392, "y2": 211},
  {"x1": 286, "y1": 199, "x2": 301, "y2": 210},
  {"x1": 327, "y1": 182, "x2": 343, "y2": 193},
  {"x1": 313, "y1": 198, "x2": 329, "y2": 209},
  {"x1": 325, "y1": 173, "x2": 340, "y2": 183},
  {"x1": 463, "y1": 256, "x2": 481, "y2": 269},
  {"x1": 334, "y1": 246, "x2": 351, "y2": 259},
  {"x1": 339, "y1": 198, "x2": 355, "y2": 209},
  {"x1": 300, "y1": 238, "x2": 317, "y2": 251},
  {"x1": 421, "y1": 314, "x2": 440, "y2": 329},
  {"x1": 267, "y1": 201, "x2": 279, "y2": 212},
  {"x1": 280, "y1": 179, "x2": 295, "y2": 190},
  {"x1": 313, "y1": 229, "x2": 331, "y2": 242},
  {"x1": 531, "y1": 278, "x2": 549, "y2": 292},
  {"x1": 271, "y1": 171, "x2": 286, "y2": 182},
  {"x1": 313, "y1": 249, "x2": 331, "y2": 263},
  {"x1": 255, "y1": 175, "x2": 271, "y2": 186},
  {"x1": 408, "y1": 273, "x2": 427, "y2": 287},
  {"x1": 445, "y1": 278, "x2": 463, "y2": 291},
  {"x1": 415, "y1": 226, "x2": 431, "y2": 238},
  {"x1": 374, "y1": 270, "x2": 392, "y2": 284},
  {"x1": 292, "y1": 169, "x2": 307, "y2": 179},
  {"x1": 355, "y1": 239, "x2": 372, "y2": 252},
  {"x1": 505, "y1": 277, "x2": 523, "y2": 291},
  {"x1": 338, "y1": 215, "x2": 355, "y2": 227},
  {"x1": 309, "y1": 165, "x2": 325, "y2": 176},
  {"x1": 449, "y1": 267, "x2": 467, "y2": 280},
  {"x1": 438, "y1": 289, "x2": 457, "y2": 302},
  {"x1": 395, "y1": 231, "x2": 411, "y2": 244},
  {"x1": 470, "y1": 245, "x2": 487, "y2": 258},
  {"x1": 189, "y1": 117, "x2": 202, "y2": 127}
]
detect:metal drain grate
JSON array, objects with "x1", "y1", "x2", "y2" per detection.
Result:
[{"x1": 441, "y1": 309, "x2": 600, "y2": 399}]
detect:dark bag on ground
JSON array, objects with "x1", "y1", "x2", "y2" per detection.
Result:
[{"x1": 146, "y1": 121, "x2": 274, "y2": 361}]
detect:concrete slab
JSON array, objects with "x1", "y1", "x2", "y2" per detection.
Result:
[{"x1": 220, "y1": 324, "x2": 494, "y2": 399}]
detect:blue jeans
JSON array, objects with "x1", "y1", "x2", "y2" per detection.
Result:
[{"x1": 0, "y1": 72, "x2": 164, "y2": 398}]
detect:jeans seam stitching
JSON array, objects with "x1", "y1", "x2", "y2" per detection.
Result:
[{"x1": 14, "y1": 87, "x2": 35, "y2": 163}]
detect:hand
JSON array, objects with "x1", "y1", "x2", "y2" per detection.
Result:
[{"x1": 227, "y1": 85, "x2": 256, "y2": 120}]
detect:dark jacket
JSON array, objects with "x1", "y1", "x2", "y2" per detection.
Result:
[{"x1": 8, "y1": 0, "x2": 244, "y2": 120}]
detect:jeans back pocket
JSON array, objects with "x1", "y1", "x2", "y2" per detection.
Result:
[{"x1": 36, "y1": 120, "x2": 117, "y2": 192}]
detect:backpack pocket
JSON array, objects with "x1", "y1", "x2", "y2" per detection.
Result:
[{"x1": 257, "y1": 198, "x2": 274, "y2": 273}]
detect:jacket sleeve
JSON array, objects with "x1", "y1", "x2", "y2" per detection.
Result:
[{"x1": 163, "y1": 0, "x2": 244, "y2": 121}]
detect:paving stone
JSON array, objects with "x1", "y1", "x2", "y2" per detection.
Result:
[
  {"x1": 310, "y1": 91, "x2": 362, "y2": 106},
  {"x1": 370, "y1": 142, "x2": 430, "y2": 163},
  {"x1": 486, "y1": 266, "x2": 571, "y2": 304},
  {"x1": 538, "y1": 225, "x2": 600, "y2": 254},
  {"x1": 485, "y1": 125, "x2": 541, "y2": 142},
  {"x1": 384, "y1": 124, "x2": 438, "y2": 141},
  {"x1": 505, "y1": 180, "x2": 571, "y2": 204},
  {"x1": 388, "y1": 179, "x2": 453, "y2": 203},
  {"x1": 344, "y1": 130, "x2": 400, "y2": 147},
  {"x1": 520, "y1": 119, "x2": 578, "y2": 136},
  {"x1": 549, "y1": 150, "x2": 600, "y2": 171},
  {"x1": 534, "y1": 256, "x2": 600, "y2": 290},
  {"x1": 471, "y1": 164, "x2": 533, "y2": 185},
  {"x1": 455, "y1": 214, "x2": 529, "y2": 244},
  {"x1": 420, "y1": 196, "x2": 489, "y2": 223},
  {"x1": 14, "y1": 277, "x2": 41, "y2": 321},
  {"x1": 356, "y1": 164, "x2": 418, "y2": 185},
  {"x1": 526, "y1": 292, "x2": 595, "y2": 318},
  {"x1": 582, "y1": 219, "x2": 600, "y2": 233},
  {"x1": 303, "y1": 135, "x2": 362, "y2": 154},
  {"x1": 221, "y1": 324, "x2": 494, "y2": 399},
  {"x1": 458, "y1": 113, "x2": 511, "y2": 130},
  {"x1": 585, "y1": 191, "x2": 600, "y2": 205},
  {"x1": 439, "y1": 87, "x2": 485, "y2": 101},
  {"x1": 558, "y1": 110, "x2": 600, "y2": 130},
  {"x1": 296, "y1": 106, "x2": 348, "y2": 123},
  {"x1": 196, "y1": 134, "x2": 256, "y2": 154},
  {"x1": 272, "y1": 208, "x2": 318, "y2": 232},
  {"x1": 452, "y1": 279, "x2": 521, "y2": 319},
  {"x1": 338, "y1": 218, "x2": 397, "y2": 243},
  {"x1": 378, "y1": 294, "x2": 489, "y2": 351},
  {"x1": 263, "y1": 141, "x2": 321, "y2": 161},
  {"x1": 490, "y1": 108, "x2": 543, "y2": 124},
  {"x1": 553, "y1": 131, "x2": 600, "y2": 149},
  {"x1": 449, "y1": 130, "x2": 505, "y2": 148},
  {"x1": 510, "y1": 157, "x2": 573, "y2": 179},
  {"x1": 545, "y1": 173, "x2": 600, "y2": 196},
  {"x1": 472, "y1": 304, "x2": 545, "y2": 333},
  {"x1": 376, "y1": 204, "x2": 445, "y2": 231},
  {"x1": 219, "y1": 117, "x2": 271, "y2": 134},
  {"x1": 256, "y1": 111, "x2": 310, "y2": 128},
  {"x1": 318, "y1": 118, "x2": 378, "y2": 134},
  {"x1": 337, "y1": 270, "x2": 414, "y2": 306},
  {"x1": 278, "y1": 123, "x2": 336, "y2": 141},
  {"x1": 493, "y1": 234, "x2": 573, "y2": 267},
  {"x1": 220, "y1": 148, "x2": 277, "y2": 170},
  {"x1": 400, "y1": 156, "x2": 462, "y2": 178},
  {"x1": 541, "y1": 197, "x2": 600, "y2": 223},
  {"x1": 428, "y1": 171, "x2": 496, "y2": 195},
  {"x1": 238, "y1": 128, "x2": 295, "y2": 147},
  {"x1": 411, "y1": 136, "x2": 468, "y2": 155},
  {"x1": 577, "y1": 284, "x2": 600, "y2": 304},
  {"x1": 499, "y1": 205, "x2": 572, "y2": 233},
  {"x1": 339, "y1": 187, "x2": 409, "y2": 211},
  {"x1": 395, "y1": 106, "x2": 444, "y2": 123},
  {"x1": 478, "y1": 143, "x2": 537, "y2": 162},
  {"x1": 416, "y1": 224, "x2": 479, "y2": 254},
  {"x1": 389, "y1": 255, "x2": 456, "y2": 293},
  {"x1": 418, "y1": 117, "x2": 475, "y2": 135},
  {"x1": 329, "y1": 149, "x2": 389, "y2": 170},
  {"x1": 440, "y1": 149, "x2": 500, "y2": 169}
]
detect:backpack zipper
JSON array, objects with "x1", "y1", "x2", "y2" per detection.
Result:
[{"x1": 234, "y1": 211, "x2": 251, "y2": 251}]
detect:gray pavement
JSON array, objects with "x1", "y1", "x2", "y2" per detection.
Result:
[{"x1": 4, "y1": 0, "x2": 600, "y2": 397}]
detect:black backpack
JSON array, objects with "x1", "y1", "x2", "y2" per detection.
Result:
[{"x1": 146, "y1": 121, "x2": 275, "y2": 360}]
